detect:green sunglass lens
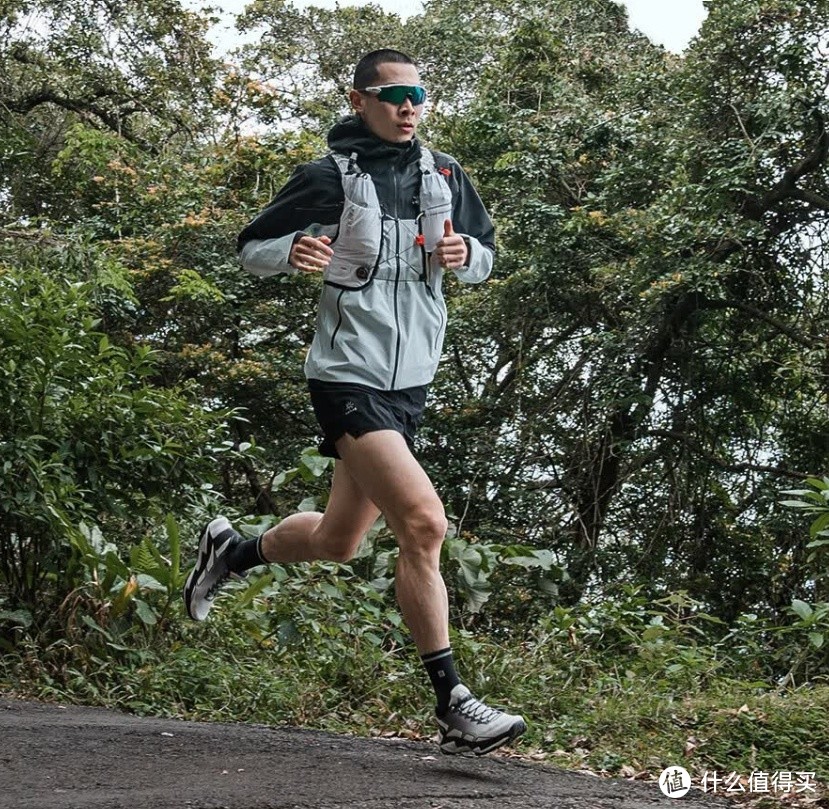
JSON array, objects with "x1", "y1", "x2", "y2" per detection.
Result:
[{"x1": 378, "y1": 86, "x2": 426, "y2": 105}]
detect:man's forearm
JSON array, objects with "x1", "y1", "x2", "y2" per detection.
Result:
[
  {"x1": 238, "y1": 234, "x2": 302, "y2": 277},
  {"x1": 452, "y1": 236, "x2": 494, "y2": 284}
]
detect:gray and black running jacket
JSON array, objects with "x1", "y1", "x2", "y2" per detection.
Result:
[{"x1": 237, "y1": 116, "x2": 495, "y2": 391}]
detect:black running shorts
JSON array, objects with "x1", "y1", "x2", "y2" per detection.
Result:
[{"x1": 307, "y1": 379, "x2": 428, "y2": 459}]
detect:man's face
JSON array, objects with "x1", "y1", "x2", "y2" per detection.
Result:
[{"x1": 350, "y1": 62, "x2": 424, "y2": 144}]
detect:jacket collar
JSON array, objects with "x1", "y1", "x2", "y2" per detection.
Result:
[{"x1": 327, "y1": 115, "x2": 421, "y2": 164}]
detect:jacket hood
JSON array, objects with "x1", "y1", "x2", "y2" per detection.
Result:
[{"x1": 327, "y1": 115, "x2": 421, "y2": 163}]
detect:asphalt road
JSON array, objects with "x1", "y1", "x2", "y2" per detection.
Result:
[{"x1": 0, "y1": 696, "x2": 729, "y2": 809}]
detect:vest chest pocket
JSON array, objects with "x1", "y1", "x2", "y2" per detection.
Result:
[
  {"x1": 419, "y1": 172, "x2": 453, "y2": 253},
  {"x1": 324, "y1": 173, "x2": 383, "y2": 288}
]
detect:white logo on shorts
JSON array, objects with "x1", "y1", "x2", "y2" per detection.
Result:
[{"x1": 344, "y1": 400, "x2": 358, "y2": 415}]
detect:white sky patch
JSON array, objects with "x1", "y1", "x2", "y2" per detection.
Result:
[{"x1": 621, "y1": 0, "x2": 708, "y2": 52}]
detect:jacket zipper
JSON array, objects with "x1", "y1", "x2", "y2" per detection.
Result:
[
  {"x1": 390, "y1": 165, "x2": 402, "y2": 389},
  {"x1": 330, "y1": 289, "x2": 345, "y2": 350},
  {"x1": 434, "y1": 303, "x2": 445, "y2": 351},
  {"x1": 417, "y1": 212, "x2": 436, "y2": 298}
]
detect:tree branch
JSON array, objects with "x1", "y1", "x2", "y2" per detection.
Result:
[
  {"x1": 701, "y1": 296, "x2": 820, "y2": 349},
  {"x1": 6, "y1": 90, "x2": 155, "y2": 152},
  {"x1": 794, "y1": 187, "x2": 829, "y2": 212},
  {"x1": 0, "y1": 228, "x2": 61, "y2": 244},
  {"x1": 451, "y1": 342, "x2": 474, "y2": 399},
  {"x1": 748, "y1": 105, "x2": 829, "y2": 217},
  {"x1": 647, "y1": 429, "x2": 812, "y2": 480}
]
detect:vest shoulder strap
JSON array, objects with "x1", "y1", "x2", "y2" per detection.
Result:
[
  {"x1": 419, "y1": 148, "x2": 437, "y2": 173},
  {"x1": 329, "y1": 152, "x2": 360, "y2": 175},
  {"x1": 328, "y1": 148, "x2": 441, "y2": 176}
]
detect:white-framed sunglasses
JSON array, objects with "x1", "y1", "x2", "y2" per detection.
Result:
[{"x1": 360, "y1": 84, "x2": 427, "y2": 105}]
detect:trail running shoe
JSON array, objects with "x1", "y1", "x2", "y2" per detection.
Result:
[
  {"x1": 436, "y1": 684, "x2": 527, "y2": 756},
  {"x1": 183, "y1": 516, "x2": 243, "y2": 621}
]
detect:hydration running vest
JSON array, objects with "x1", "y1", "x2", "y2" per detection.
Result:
[
  {"x1": 303, "y1": 149, "x2": 455, "y2": 390},
  {"x1": 322, "y1": 149, "x2": 453, "y2": 285}
]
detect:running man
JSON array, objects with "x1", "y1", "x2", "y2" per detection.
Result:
[{"x1": 184, "y1": 48, "x2": 526, "y2": 756}]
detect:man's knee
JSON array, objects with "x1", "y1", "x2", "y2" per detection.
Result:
[{"x1": 398, "y1": 503, "x2": 448, "y2": 548}]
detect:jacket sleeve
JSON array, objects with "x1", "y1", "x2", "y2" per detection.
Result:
[
  {"x1": 237, "y1": 161, "x2": 343, "y2": 277},
  {"x1": 442, "y1": 158, "x2": 495, "y2": 285}
]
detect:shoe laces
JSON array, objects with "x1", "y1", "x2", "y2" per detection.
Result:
[{"x1": 452, "y1": 695, "x2": 498, "y2": 725}]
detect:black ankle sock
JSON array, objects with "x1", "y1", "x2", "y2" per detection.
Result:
[
  {"x1": 226, "y1": 534, "x2": 267, "y2": 574},
  {"x1": 421, "y1": 647, "x2": 461, "y2": 715}
]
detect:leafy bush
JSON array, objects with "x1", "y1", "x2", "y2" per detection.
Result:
[
  {"x1": 782, "y1": 477, "x2": 829, "y2": 599},
  {"x1": 0, "y1": 243, "x2": 229, "y2": 623}
]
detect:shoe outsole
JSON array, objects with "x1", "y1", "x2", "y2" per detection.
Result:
[
  {"x1": 439, "y1": 717, "x2": 527, "y2": 756},
  {"x1": 183, "y1": 521, "x2": 213, "y2": 621}
]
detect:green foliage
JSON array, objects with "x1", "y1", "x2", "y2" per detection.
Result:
[
  {"x1": 4, "y1": 574, "x2": 828, "y2": 778},
  {"x1": 5, "y1": 0, "x2": 827, "y2": 617},
  {"x1": 0, "y1": 244, "x2": 228, "y2": 616},
  {"x1": 782, "y1": 478, "x2": 829, "y2": 562},
  {"x1": 0, "y1": 0, "x2": 221, "y2": 223},
  {"x1": 414, "y1": 0, "x2": 829, "y2": 616},
  {"x1": 441, "y1": 536, "x2": 564, "y2": 614},
  {"x1": 1, "y1": 1, "x2": 829, "y2": 795},
  {"x1": 62, "y1": 515, "x2": 188, "y2": 637}
]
